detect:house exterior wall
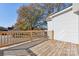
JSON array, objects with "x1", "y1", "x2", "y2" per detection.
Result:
[
  {"x1": 73, "y1": 3, "x2": 79, "y2": 14},
  {"x1": 47, "y1": 9, "x2": 79, "y2": 44}
]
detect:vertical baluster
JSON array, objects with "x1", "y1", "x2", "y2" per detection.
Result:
[
  {"x1": 22, "y1": 32, "x2": 23, "y2": 42},
  {"x1": 38, "y1": 31, "x2": 40, "y2": 38},
  {"x1": 38, "y1": 31, "x2": 39, "y2": 38},
  {"x1": 24, "y1": 31, "x2": 25, "y2": 41},
  {"x1": 11, "y1": 31, "x2": 13, "y2": 44},
  {"x1": 28, "y1": 31, "x2": 30, "y2": 41},
  {"x1": 12, "y1": 31, "x2": 14, "y2": 44},
  {"x1": 2, "y1": 32, "x2": 4, "y2": 47},
  {"x1": 18, "y1": 31, "x2": 20, "y2": 43},
  {"x1": 3, "y1": 33, "x2": 5, "y2": 46},
  {"x1": 36, "y1": 31, "x2": 38, "y2": 38},
  {"x1": 16, "y1": 32, "x2": 18, "y2": 43},
  {"x1": 23, "y1": 31, "x2": 24, "y2": 41},
  {"x1": 30, "y1": 31, "x2": 32, "y2": 41},
  {"x1": 11, "y1": 31, "x2": 12, "y2": 44},
  {"x1": 1, "y1": 33, "x2": 3, "y2": 46},
  {"x1": 23, "y1": 31, "x2": 24, "y2": 42},
  {"x1": 18, "y1": 31, "x2": 19, "y2": 43},
  {"x1": 25, "y1": 31, "x2": 26, "y2": 41},
  {"x1": 6, "y1": 32, "x2": 8, "y2": 45},
  {"x1": 19, "y1": 32, "x2": 21, "y2": 43},
  {"x1": 3, "y1": 33, "x2": 4, "y2": 46},
  {"x1": 39, "y1": 31, "x2": 40, "y2": 39},
  {"x1": 19, "y1": 32, "x2": 20, "y2": 43},
  {"x1": 15, "y1": 31, "x2": 16, "y2": 43},
  {"x1": 20, "y1": 32, "x2": 21, "y2": 42},
  {"x1": 27, "y1": 31, "x2": 28, "y2": 41},
  {"x1": 23, "y1": 32, "x2": 24, "y2": 42},
  {"x1": 22, "y1": 31, "x2": 23, "y2": 42},
  {"x1": 9, "y1": 31, "x2": 10, "y2": 45},
  {"x1": 43, "y1": 31, "x2": 45, "y2": 37},
  {"x1": 6, "y1": 32, "x2": 8, "y2": 46},
  {"x1": 5, "y1": 32, "x2": 7, "y2": 46},
  {"x1": 1, "y1": 33, "x2": 3, "y2": 47},
  {"x1": 7, "y1": 32, "x2": 9, "y2": 45},
  {"x1": 19, "y1": 32, "x2": 21, "y2": 42},
  {"x1": 8, "y1": 31, "x2": 10, "y2": 45},
  {"x1": 13, "y1": 31, "x2": 15, "y2": 44},
  {"x1": 24, "y1": 32, "x2": 25, "y2": 41},
  {"x1": 26, "y1": 32, "x2": 27, "y2": 41},
  {"x1": 4, "y1": 32, "x2": 6, "y2": 46},
  {"x1": 43, "y1": 31, "x2": 44, "y2": 37},
  {"x1": 26, "y1": 31, "x2": 28, "y2": 41},
  {"x1": 39, "y1": 31, "x2": 40, "y2": 38},
  {"x1": 21, "y1": 32, "x2": 23, "y2": 42},
  {"x1": 10, "y1": 31, "x2": 12, "y2": 45},
  {"x1": 18, "y1": 32, "x2": 19, "y2": 43},
  {"x1": 5, "y1": 32, "x2": 7, "y2": 45},
  {"x1": 16, "y1": 32, "x2": 17, "y2": 43}
]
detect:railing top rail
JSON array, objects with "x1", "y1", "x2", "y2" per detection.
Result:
[{"x1": 0, "y1": 30, "x2": 48, "y2": 32}]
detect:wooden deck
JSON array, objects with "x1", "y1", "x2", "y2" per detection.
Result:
[
  {"x1": 1, "y1": 30, "x2": 78, "y2": 56},
  {"x1": 4, "y1": 40, "x2": 79, "y2": 56},
  {"x1": 30, "y1": 40, "x2": 79, "y2": 56}
]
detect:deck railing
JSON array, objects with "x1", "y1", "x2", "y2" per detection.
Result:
[{"x1": 0, "y1": 30, "x2": 48, "y2": 48}]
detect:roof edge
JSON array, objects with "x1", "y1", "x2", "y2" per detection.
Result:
[{"x1": 46, "y1": 6, "x2": 72, "y2": 21}]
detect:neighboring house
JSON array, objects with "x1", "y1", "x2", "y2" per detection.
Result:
[
  {"x1": 0, "y1": 26, "x2": 8, "y2": 31},
  {"x1": 46, "y1": 3, "x2": 79, "y2": 44}
]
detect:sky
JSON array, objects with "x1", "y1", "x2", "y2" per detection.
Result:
[{"x1": 0, "y1": 3, "x2": 29, "y2": 28}]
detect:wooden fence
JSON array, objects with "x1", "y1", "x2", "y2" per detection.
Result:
[{"x1": 0, "y1": 30, "x2": 48, "y2": 48}]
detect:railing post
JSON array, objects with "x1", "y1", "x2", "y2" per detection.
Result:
[
  {"x1": 47, "y1": 30, "x2": 54, "y2": 40},
  {"x1": 0, "y1": 34, "x2": 2, "y2": 47},
  {"x1": 0, "y1": 50, "x2": 4, "y2": 56},
  {"x1": 42, "y1": 30, "x2": 44, "y2": 37}
]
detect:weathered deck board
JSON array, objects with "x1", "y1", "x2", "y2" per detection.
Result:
[
  {"x1": 30, "y1": 40, "x2": 79, "y2": 56},
  {"x1": 4, "y1": 40, "x2": 79, "y2": 56}
]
